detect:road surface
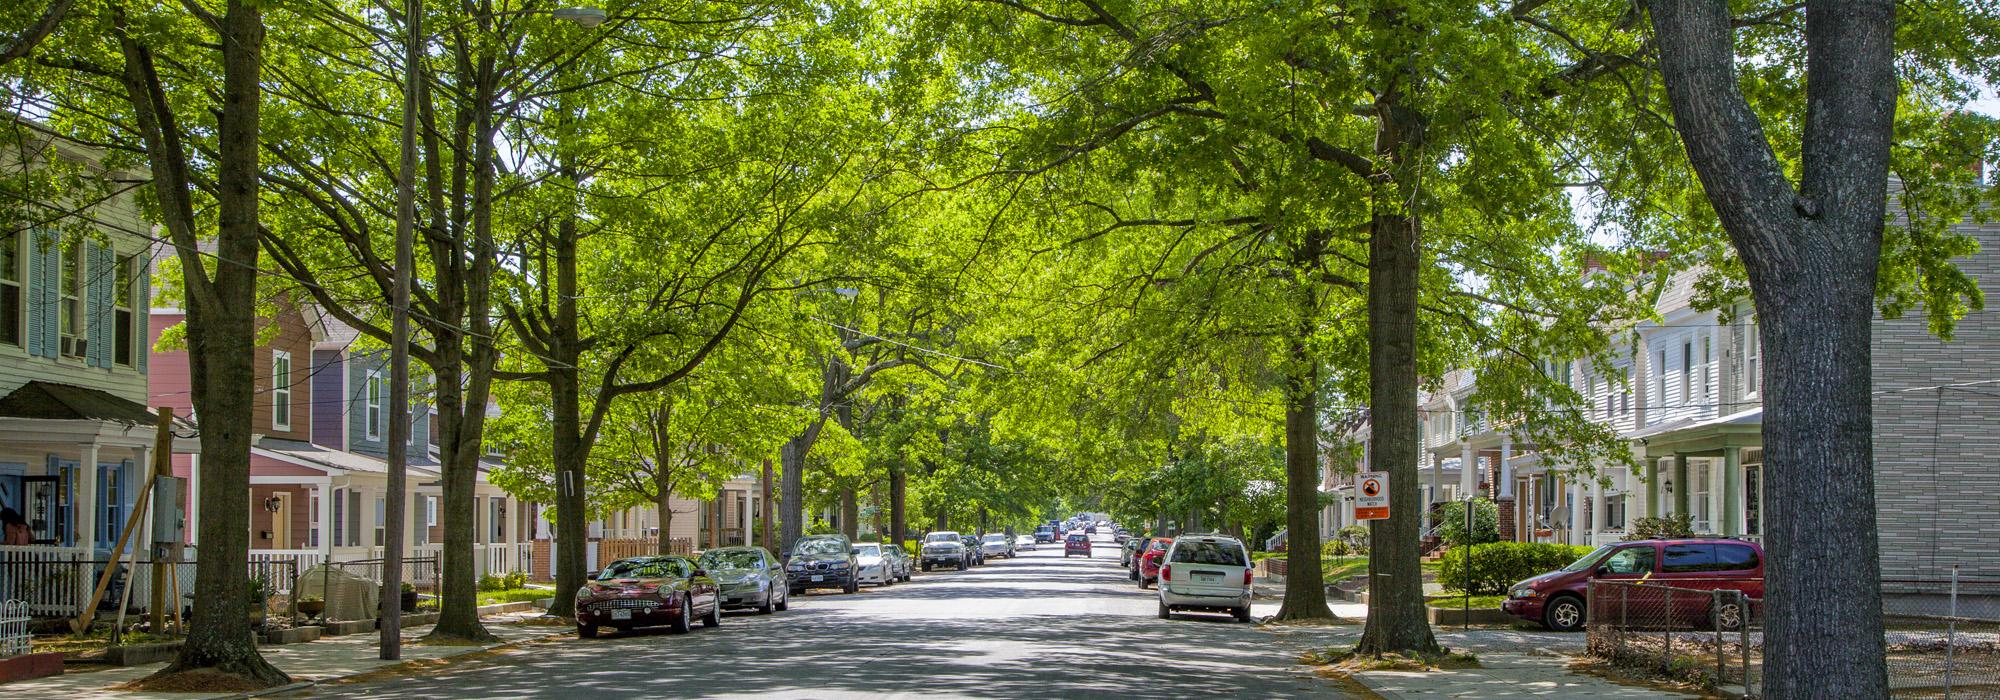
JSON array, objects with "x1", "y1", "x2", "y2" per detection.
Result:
[{"x1": 292, "y1": 533, "x2": 1355, "y2": 699}]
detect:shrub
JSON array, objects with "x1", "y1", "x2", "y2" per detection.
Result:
[
  {"x1": 477, "y1": 574, "x2": 505, "y2": 592},
  {"x1": 1338, "y1": 525, "x2": 1370, "y2": 555},
  {"x1": 1434, "y1": 498, "x2": 1500, "y2": 547},
  {"x1": 504, "y1": 571, "x2": 528, "y2": 590},
  {"x1": 1624, "y1": 514, "x2": 1696, "y2": 540},
  {"x1": 1437, "y1": 542, "x2": 1595, "y2": 595}
]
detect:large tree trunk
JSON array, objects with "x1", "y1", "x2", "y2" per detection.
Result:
[
  {"x1": 656, "y1": 486, "x2": 675, "y2": 553},
  {"x1": 1646, "y1": 2, "x2": 1894, "y2": 695},
  {"x1": 1273, "y1": 319, "x2": 1335, "y2": 621},
  {"x1": 547, "y1": 366, "x2": 586, "y2": 616},
  {"x1": 889, "y1": 464, "x2": 906, "y2": 547},
  {"x1": 131, "y1": 0, "x2": 287, "y2": 686},
  {"x1": 760, "y1": 458, "x2": 774, "y2": 552},
  {"x1": 779, "y1": 416, "x2": 827, "y2": 554},
  {"x1": 839, "y1": 489, "x2": 858, "y2": 540}
]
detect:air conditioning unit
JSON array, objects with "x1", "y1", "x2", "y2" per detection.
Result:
[{"x1": 60, "y1": 336, "x2": 86, "y2": 358}]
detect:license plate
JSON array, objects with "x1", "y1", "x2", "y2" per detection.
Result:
[
  {"x1": 811, "y1": 575, "x2": 824, "y2": 582},
  {"x1": 610, "y1": 609, "x2": 632, "y2": 620},
  {"x1": 1195, "y1": 573, "x2": 1221, "y2": 583}
]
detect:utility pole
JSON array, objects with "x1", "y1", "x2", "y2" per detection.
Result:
[
  {"x1": 149, "y1": 408, "x2": 173, "y2": 634},
  {"x1": 381, "y1": 0, "x2": 420, "y2": 661}
]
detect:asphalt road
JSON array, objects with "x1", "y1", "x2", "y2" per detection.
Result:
[{"x1": 290, "y1": 533, "x2": 1358, "y2": 699}]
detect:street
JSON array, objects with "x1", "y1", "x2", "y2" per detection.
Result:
[{"x1": 289, "y1": 534, "x2": 1345, "y2": 699}]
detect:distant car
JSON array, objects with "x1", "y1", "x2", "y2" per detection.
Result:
[
  {"x1": 1084, "y1": 523, "x2": 1098, "y2": 535},
  {"x1": 1064, "y1": 532, "x2": 1092, "y2": 558},
  {"x1": 1015, "y1": 534, "x2": 1037, "y2": 551},
  {"x1": 695, "y1": 546, "x2": 789, "y2": 615},
  {"x1": 878, "y1": 542, "x2": 914, "y2": 581},
  {"x1": 853, "y1": 543, "x2": 898, "y2": 587},
  {"x1": 786, "y1": 534, "x2": 860, "y2": 595},
  {"x1": 1120, "y1": 537, "x2": 1144, "y2": 567},
  {"x1": 961, "y1": 535, "x2": 988, "y2": 565},
  {"x1": 1157, "y1": 534, "x2": 1253, "y2": 623},
  {"x1": 1127, "y1": 537, "x2": 1154, "y2": 576},
  {"x1": 1035, "y1": 526, "x2": 1057, "y2": 544},
  {"x1": 1112, "y1": 528, "x2": 1130, "y2": 544},
  {"x1": 574, "y1": 556, "x2": 721, "y2": 639},
  {"x1": 981, "y1": 533, "x2": 1014, "y2": 559},
  {"x1": 1136, "y1": 537, "x2": 1173, "y2": 588},
  {"x1": 1502, "y1": 539, "x2": 1765, "y2": 633},
  {"x1": 920, "y1": 531, "x2": 970, "y2": 571}
]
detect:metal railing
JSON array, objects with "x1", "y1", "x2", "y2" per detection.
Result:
[{"x1": 0, "y1": 599, "x2": 29, "y2": 658}]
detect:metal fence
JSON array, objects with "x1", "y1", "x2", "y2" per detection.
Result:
[
  {"x1": 0, "y1": 600, "x2": 29, "y2": 657},
  {"x1": 0, "y1": 555, "x2": 297, "y2": 622},
  {"x1": 1587, "y1": 577, "x2": 2000, "y2": 698}
]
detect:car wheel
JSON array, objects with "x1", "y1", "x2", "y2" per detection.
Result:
[
  {"x1": 1138, "y1": 577, "x2": 1149, "y2": 590},
  {"x1": 776, "y1": 589, "x2": 789, "y2": 611},
  {"x1": 758, "y1": 590, "x2": 775, "y2": 615},
  {"x1": 844, "y1": 576, "x2": 859, "y2": 594},
  {"x1": 922, "y1": 562, "x2": 931, "y2": 572},
  {"x1": 703, "y1": 600, "x2": 721, "y2": 628},
  {"x1": 670, "y1": 596, "x2": 693, "y2": 634},
  {"x1": 1713, "y1": 600, "x2": 1745, "y2": 631},
  {"x1": 577, "y1": 623, "x2": 598, "y2": 639},
  {"x1": 1544, "y1": 595, "x2": 1586, "y2": 633},
  {"x1": 957, "y1": 561, "x2": 967, "y2": 571},
  {"x1": 1234, "y1": 606, "x2": 1253, "y2": 623},
  {"x1": 1158, "y1": 601, "x2": 1171, "y2": 620}
]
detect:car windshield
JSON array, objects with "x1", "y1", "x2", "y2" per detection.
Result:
[
  {"x1": 698, "y1": 550, "x2": 763, "y2": 570},
  {"x1": 794, "y1": 538, "x2": 848, "y2": 556},
  {"x1": 1561, "y1": 545, "x2": 1618, "y2": 572},
  {"x1": 1170, "y1": 540, "x2": 1248, "y2": 566},
  {"x1": 982, "y1": 534, "x2": 1006, "y2": 542},
  {"x1": 854, "y1": 544, "x2": 881, "y2": 557},
  {"x1": 597, "y1": 557, "x2": 687, "y2": 580},
  {"x1": 925, "y1": 533, "x2": 961, "y2": 543}
]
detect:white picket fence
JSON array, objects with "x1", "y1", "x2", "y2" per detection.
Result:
[{"x1": 0, "y1": 546, "x2": 92, "y2": 617}]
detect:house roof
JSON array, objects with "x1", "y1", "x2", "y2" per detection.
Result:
[
  {"x1": 255, "y1": 437, "x2": 441, "y2": 478},
  {"x1": 0, "y1": 381, "x2": 157, "y2": 424}
]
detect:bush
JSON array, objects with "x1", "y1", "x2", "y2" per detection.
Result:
[
  {"x1": 1434, "y1": 498, "x2": 1500, "y2": 547},
  {"x1": 477, "y1": 574, "x2": 505, "y2": 592},
  {"x1": 1624, "y1": 514, "x2": 1696, "y2": 540},
  {"x1": 1437, "y1": 542, "x2": 1595, "y2": 595},
  {"x1": 504, "y1": 571, "x2": 528, "y2": 590},
  {"x1": 1338, "y1": 525, "x2": 1370, "y2": 555}
]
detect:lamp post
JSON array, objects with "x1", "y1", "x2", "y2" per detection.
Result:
[{"x1": 380, "y1": 2, "x2": 604, "y2": 661}]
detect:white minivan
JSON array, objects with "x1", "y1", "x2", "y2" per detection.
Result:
[{"x1": 1157, "y1": 534, "x2": 1253, "y2": 623}]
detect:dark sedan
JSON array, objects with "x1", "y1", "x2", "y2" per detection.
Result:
[{"x1": 574, "y1": 556, "x2": 721, "y2": 639}]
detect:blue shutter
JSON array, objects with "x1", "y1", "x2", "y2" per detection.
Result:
[
  {"x1": 86, "y1": 243, "x2": 113, "y2": 368},
  {"x1": 331, "y1": 488, "x2": 344, "y2": 547},
  {"x1": 25, "y1": 232, "x2": 49, "y2": 357},
  {"x1": 39, "y1": 234, "x2": 60, "y2": 359},
  {"x1": 135, "y1": 256, "x2": 150, "y2": 374}
]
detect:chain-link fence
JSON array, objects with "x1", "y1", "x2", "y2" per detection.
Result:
[{"x1": 1587, "y1": 576, "x2": 2000, "y2": 698}]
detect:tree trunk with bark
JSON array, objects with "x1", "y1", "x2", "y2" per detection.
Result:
[
  {"x1": 889, "y1": 465, "x2": 907, "y2": 546},
  {"x1": 126, "y1": 0, "x2": 288, "y2": 687},
  {"x1": 1274, "y1": 309, "x2": 1336, "y2": 621},
  {"x1": 1646, "y1": 2, "x2": 1895, "y2": 695},
  {"x1": 839, "y1": 489, "x2": 858, "y2": 540},
  {"x1": 760, "y1": 458, "x2": 774, "y2": 552}
]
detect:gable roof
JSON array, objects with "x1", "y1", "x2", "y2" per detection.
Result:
[{"x1": 0, "y1": 381, "x2": 156, "y2": 424}]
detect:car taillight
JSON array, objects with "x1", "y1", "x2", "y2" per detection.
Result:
[
  {"x1": 1243, "y1": 570, "x2": 1253, "y2": 586},
  {"x1": 1162, "y1": 566, "x2": 1171, "y2": 582}
]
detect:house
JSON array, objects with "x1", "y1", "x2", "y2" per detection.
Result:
[{"x1": 547, "y1": 472, "x2": 766, "y2": 578}]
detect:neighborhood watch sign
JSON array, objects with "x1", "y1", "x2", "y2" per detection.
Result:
[{"x1": 1355, "y1": 471, "x2": 1389, "y2": 521}]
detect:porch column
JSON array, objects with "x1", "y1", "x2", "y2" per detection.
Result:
[
  {"x1": 1644, "y1": 456, "x2": 1659, "y2": 519},
  {"x1": 1427, "y1": 450, "x2": 1441, "y2": 528},
  {"x1": 1459, "y1": 440, "x2": 1475, "y2": 499},
  {"x1": 1722, "y1": 447, "x2": 1742, "y2": 536},
  {"x1": 740, "y1": 489, "x2": 751, "y2": 546},
  {"x1": 1590, "y1": 470, "x2": 1606, "y2": 547},
  {"x1": 78, "y1": 443, "x2": 99, "y2": 554},
  {"x1": 186, "y1": 453, "x2": 200, "y2": 547},
  {"x1": 358, "y1": 486, "x2": 376, "y2": 556},
  {"x1": 316, "y1": 483, "x2": 333, "y2": 557},
  {"x1": 1498, "y1": 436, "x2": 1514, "y2": 498},
  {"x1": 1566, "y1": 477, "x2": 1583, "y2": 546},
  {"x1": 1673, "y1": 453, "x2": 1689, "y2": 516}
]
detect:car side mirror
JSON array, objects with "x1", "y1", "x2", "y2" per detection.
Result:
[
  {"x1": 585, "y1": 570, "x2": 599, "y2": 579},
  {"x1": 851, "y1": 547, "x2": 861, "y2": 555},
  {"x1": 1595, "y1": 566, "x2": 1612, "y2": 577},
  {"x1": 692, "y1": 569, "x2": 708, "y2": 578}
]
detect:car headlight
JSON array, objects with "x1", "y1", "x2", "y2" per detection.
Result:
[
  {"x1": 575, "y1": 586, "x2": 593, "y2": 599},
  {"x1": 831, "y1": 561, "x2": 850, "y2": 569},
  {"x1": 1510, "y1": 587, "x2": 1539, "y2": 598}
]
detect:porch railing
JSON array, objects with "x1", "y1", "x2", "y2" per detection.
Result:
[{"x1": 0, "y1": 546, "x2": 91, "y2": 617}]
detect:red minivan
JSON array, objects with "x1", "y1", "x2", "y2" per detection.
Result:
[{"x1": 1501, "y1": 538, "x2": 1764, "y2": 632}]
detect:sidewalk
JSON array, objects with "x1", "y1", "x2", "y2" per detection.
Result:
[
  {"x1": 1262, "y1": 616, "x2": 1696, "y2": 698},
  {"x1": 8, "y1": 612, "x2": 570, "y2": 700}
]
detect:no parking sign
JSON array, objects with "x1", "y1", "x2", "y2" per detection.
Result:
[{"x1": 1355, "y1": 471, "x2": 1389, "y2": 520}]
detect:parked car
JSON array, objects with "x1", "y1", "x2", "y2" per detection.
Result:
[
  {"x1": 920, "y1": 531, "x2": 970, "y2": 571},
  {"x1": 961, "y1": 535, "x2": 988, "y2": 565},
  {"x1": 980, "y1": 533, "x2": 1014, "y2": 559},
  {"x1": 1120, "y1": 537, "x2": 1145, "y2": 567},
  {"x1": 1035, "y1": 526, "x2": 1057, "y2": 544},
  {"x1": 1015, "y1": 534, "x2": 1037, "y2": 551},
  {"x1": 853, "y1": 543, "x2": 898, "y2": 587},
  {"x1": 1064, "y1": 532, "x2": 1092, "y2": 558},
  {"x1": 1112, "y1": 528, "x2": 1130, "y2": 544},
  {"x1": 786, "y1": 534, "x2": 860, "y2": 595},
  {"x1": 1502, "y1": 538, "x2": 1765, "y2": 633},
  {"x1": 695, "y1": 546, "x2": 789, "y2": 614},
  {"x1": 1135, "y1": 537, "x2": 1173, "y2": 588},
  {"x1": 1084, "y1": 523, "x2": 1098, "y2": 535},
  {"x1": 878, "y1": 542, "x2": 914, "y2": 581},
  {"x1": 1156, "y1": 534, "x2": 1253, "y2": 623},
  {"x1": 574, "y1": 556, "x2": 721, "y2": 638}
]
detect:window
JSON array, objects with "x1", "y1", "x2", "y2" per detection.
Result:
[
  {"x1": 1605, "y1": 494, "x2": 1627, "y2": 531},
  {"x1": 272, "y1": 350, "x2": 293, "y2": 430},
  {"x1": 1714, "y1": 544, "x2": 1760, "y2": 571},
  {"x1": 425, "y1": 495, "x2": 437, "y2": 527},
  {"x1": 1620, "y1": 366, "x2": 1632, "y2": 415},
  {"x1": 113, "y1": 256, "x2": 134, "y2": 365},
  {"x1": 366, "y1": 371, "x2": 384, "y2": 440},
  {"x1": 1656, "y1": 350, "x2": 1667, "y2": 407},
  {"x1": 374, "y1": 496, "x2": 386, "y2": 546},
  {"x1": 1699, "y1": 337, "x2": 1712, "y2": 404},
  {"x1": 0, "y1": 232, "x2": 19, "y2": 346},
  {"x1": 331, "y1": 487, "x2": 345, "y2": 546},
  {"x1": 490, "y1": 497, "x2": 506, "y2": 543},
  {"x1": 59, "y1": 238, "x2": 81, "y2": 357},
  {"x1": 1168, "y1": 540, "x2": 1248, "y2": 566},
  {"x1": 1680, "y1": 342, "x2": 1692, "y2": 405},
  {"x1": 1745, "y1": 320, "x2": 1761, "y2": 397},
  {"x1": 1690, "y1": 462, "x2": 1713, "y2": 532},
  {"x1": 1601, "y1": 546, "x2": 1654, "y2": 575},
  {"x1": 1662, "y1": 543, "x2": 1718, "y2": 573}
]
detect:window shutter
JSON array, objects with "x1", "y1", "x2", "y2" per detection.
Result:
[
  {"x1": 39, "y1": 234, "x2": 60, "y2": 358},
  {"x1": 87, "y1": 243, "x2": 113, "y2": 368},
  {"x1": 25, "y1": 232, "x2": 45, "y2": 357},
  {"x1": 135, "y1": 258, "x2": 150, "y2": 374},
  {"x1": 331, "y1": 488, "x2": 344, "y2": 547}
]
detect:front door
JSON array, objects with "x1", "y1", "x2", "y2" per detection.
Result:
[{"x1": 271, "y1": 492, "x2": 293, "y2": 549}]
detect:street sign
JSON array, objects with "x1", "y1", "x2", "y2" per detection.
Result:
[{"x1": 1355, "y1": 471, "x2": 1390, "y2": 520}]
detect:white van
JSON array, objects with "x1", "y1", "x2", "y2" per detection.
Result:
[{"x1": 1157, "y1": 534, "x2": 1253, "y2": 623}]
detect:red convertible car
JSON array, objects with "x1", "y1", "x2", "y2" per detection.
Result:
[{"x1": 575, "y1": 556, "x2": 721, "y2": 639}]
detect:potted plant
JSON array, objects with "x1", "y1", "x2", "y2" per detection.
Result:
[
  {"x1": 297, "y1": 594, "x2": 325, "y2": 618},
  {"x1": 400, "y1": 582, "x2": 419, "y2": 613},
  {"x1": 247, "y1": 577, "x2": 269, "y2": 627}
]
